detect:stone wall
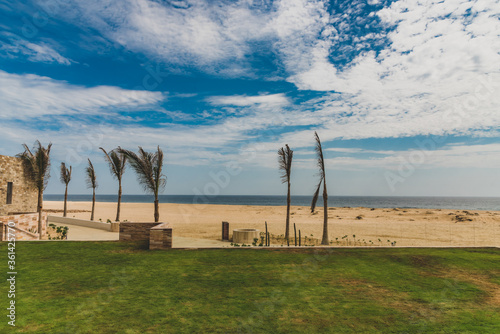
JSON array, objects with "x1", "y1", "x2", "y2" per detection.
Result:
[
  {"x1": 149, "y1": 223, "x2": 173, "y2": 250},
  {"x1": 0, "y1": 212, "x2": 47, "y2": 240},
  {"x1": 0, "y1": 155, "x2": 37, "y2": 216},
  {"x1": 119, "y1": 222, "x2": 161, "y2": 241}
]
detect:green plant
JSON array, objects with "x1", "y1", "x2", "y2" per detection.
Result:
[
  {"x1": 48, "y1": 223, "x2": 68, "y2": 240},
  {"x1": 100, "y1": 147, "x2": 127, "y2": 222},
  {"x1": 252, "y1": 238, "x2": 258, "y2": 247},
  {"x1": 107, "y1": 219, "x2": 112, "y2": 224},
  {"x1": 118, "y1": 146, "x2": 166, "y2": 222},
  {"x1": 17, "y1": 140, "x2": 52, "y2": 240}
]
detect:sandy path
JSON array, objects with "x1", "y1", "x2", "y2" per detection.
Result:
[{"x1": 44, "y1": 201, "x2": 500, "y2": 247}]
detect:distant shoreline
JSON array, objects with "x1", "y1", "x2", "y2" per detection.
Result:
[{"x1": 43, "y1": 194, "x2": 500, "y2": 211}]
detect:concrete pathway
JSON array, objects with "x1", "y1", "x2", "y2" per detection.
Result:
[{"x1": 53, "y1": 223, "x2": 230, "y2": 248}]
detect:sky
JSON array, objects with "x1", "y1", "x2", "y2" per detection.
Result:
[{"x1": 0, "y1": 0, "x2": 499, "y2": 197}]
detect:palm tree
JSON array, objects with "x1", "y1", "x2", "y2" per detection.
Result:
[
  {"x1": 85, "y1": 159, "x2": 98, "y2": 221},
  {"x1": 278, "y1": 144, "x2": 293, "y2": 242},
  {"x1": 310, "y1": 132, "x2": 329, "y2": 245},
  {"x1": 118, "y1": 146, "x2": 165, "y2": 222},
  {"x1": 17, "y1": 140, "x2": 52, "y2": 239},
  {"x1": 100, "y1": 147, "x2": 127, "y2": 221},
  {"x1": 59, "y1": 162, "x2": 72, "y2": 217}
]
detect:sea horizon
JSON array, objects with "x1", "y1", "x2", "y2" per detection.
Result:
[{"x1": 44, "y1": 194, "x2": 500, "y2": 211}]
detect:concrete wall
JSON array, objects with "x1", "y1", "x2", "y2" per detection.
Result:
[
  {"x1": 0, "y1": 155, "x2": 37, "y2": 215},
  {"x1": 48, "y1": 216, "x2": 114, "y2": 231}
]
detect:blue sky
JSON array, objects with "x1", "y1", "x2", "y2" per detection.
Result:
[{"x1": 0, "y1": 0, "x2": 499, "y2": 197}]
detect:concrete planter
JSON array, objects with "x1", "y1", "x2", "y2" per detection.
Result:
[
  {"x1": 232, "y1": 229, "x2": 260, "y2": 244},
  {"x1": 48, "y1": 216, "x2": 112, "y2": 231}
]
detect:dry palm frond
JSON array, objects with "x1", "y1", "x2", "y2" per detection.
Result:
[
  {"x1": 17, "y1": 140, "x2": 52, "y2": 191},
  {"x1": 310, "y1": 132, "x2": 326, "y2": 213},
  {"x1": 85, "y1": 159, "x2": 98, "y2": 189},
  {"x1": 118, "y1": 146, "x2": 166, "y2": 195},
  {"x1": 310, "y1": 178, "x2": 323, "y2": 213},
  {"x1": 60, "y1": 162, "x2": 72, "y2": 185},
  {"x1": 278, "y1": 144, "x2": 293, "y2": 184},
  {"x1": 314, "y1": 131, "x2": 325, "y2": 179},
  {"x1": 100, "y1": 147, "x2": 127, "y2": 181}
]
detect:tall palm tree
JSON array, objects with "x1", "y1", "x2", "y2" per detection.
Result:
[
  {"x1": 118, "y1": 146, "x2": 165, "y2": 222},
  {"x1": 59, "y1": 162, "x2": 72, "y2": 217},
  {"x1": 17, "y1": 140, "x2": 52, "y2": 239},
  {"x1": 278, "y1": 144, "x2": 293, "y2": 242},
  {"x1": 310, "y1": 132, "x2": 329, "y2": 245},
  {"x1": 100, "y1": 147, "x2": 127, "y2": 221},
  {"x1": 85, "y1": 159, "x2": 98, "y2": 221}
]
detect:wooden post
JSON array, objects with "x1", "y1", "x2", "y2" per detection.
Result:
[
  {"x1": 294, "y1": 223, "x2": 297, "y2": 246},
  {"x1": 222, "y1": 221, "x2": 229, "y2": 241}
]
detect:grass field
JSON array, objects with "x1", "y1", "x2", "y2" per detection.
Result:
[{"x1": 1, "y1": 242, "x2": 499, "y2": 333}]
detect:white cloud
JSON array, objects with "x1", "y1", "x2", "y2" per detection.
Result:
[
  {"x1": 269, "y1": 0, "x2": 500, "y2": 142},
  {"x1": 206, "y1": 93, "x2": 290, "y2": 107},
  {"x1": 0, "y1": 70, "x2": 166, "y2": 119},
  {"x1": 54, "y1": 0, "x2": 275, "y2": 75},
  {"x1": 0, "y1": 34, "x2": 72, "y2": 65}
]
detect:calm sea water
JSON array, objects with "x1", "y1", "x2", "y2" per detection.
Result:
[{"x1": 43, "y1": 194, "x2": 500, "y2": 211}]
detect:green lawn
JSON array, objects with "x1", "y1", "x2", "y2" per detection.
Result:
[{"x1": 1, "y1": 242, "x2": 499, "y2": 333}]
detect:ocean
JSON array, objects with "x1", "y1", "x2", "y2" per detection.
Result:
[{"x1": 43, "y1": 194, "x2": 500, "y2": 211}]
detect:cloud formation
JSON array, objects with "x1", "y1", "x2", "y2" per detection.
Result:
[{"x1": 0, "y1": 70, "x2": 165, "y2": 120}]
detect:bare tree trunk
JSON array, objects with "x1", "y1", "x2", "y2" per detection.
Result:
[
  {"x1": 154, "y1": 196, "x2": 159, "y2": 222},
  {"x1": 63, "y1": 184, "x2": 68, "y2": 217},
  {"x1": 91, "y1": 188, "x2": 95, "y2": 221},
  {"x1": 116, "y1": 180, "x2": 122, "y2": 222},
  {"x1": 37, "y1": 190, "x2": 43, "y2": 240},
  {"x1": 285, "y1": 181, "x2": 291, "y2": 241},
  {"x1": 321, "y1": 183, "x2": 329, "y2": 245}
]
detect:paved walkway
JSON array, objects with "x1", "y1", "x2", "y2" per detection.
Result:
[{"x1": 53, "y1": 223, "x2": 230, "y2": 248}]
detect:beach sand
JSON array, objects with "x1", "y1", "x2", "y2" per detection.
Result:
[{"x1": 44, "y1": 201, "x2": 500, "y2": 247}]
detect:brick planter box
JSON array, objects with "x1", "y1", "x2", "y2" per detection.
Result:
[
  {"x1": 149, "y1": 223, "x2": 173, "y2": 250},
  {"x1": 119, "y1": 222, "x2": 161, "y2": 241}
]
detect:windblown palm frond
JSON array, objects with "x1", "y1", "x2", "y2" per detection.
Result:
[
  {"x1": 17, "y1": 140, "x2": 52, "y2": 191},
  {"x1": 60, "y1": 162, "x2": 72, "y2": 185},
  {"x1": 100, "y1": 147, "x2": 127, "y2": 222},
  {"x1": 85, "y1": 159, "x2": 98, "y2": 189},
  {"x1": 310, "y1": 178, "x2": 323, "y2": 213},
  {"x1": 118, "y1": 146, "x2": 166, "y2": 195},
  {"x1": 16, "y1": 140, "x2": 52, "y2": 239},
  {"x1": 310, "y1": 132, "x2": 326, "y2": 213},
  {"x1": 314, "y1": 131, "x2": 325, "y2": 179},
  {"x1": 99, "y1": 147, "x2": 127, "y2": 180},
  {"x1": 278, "y1": 144, "x2": 293, "y2": 184},
  {"x1": 118, "y1": 146, "x2": 166, "y2": 222},
  {"x1": 278, "y1": 144, "x2": 294, "y2": 240}
]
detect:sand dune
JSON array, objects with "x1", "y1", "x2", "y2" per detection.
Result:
[{"x1": 44, "y1": 201, "x2": 500, "y2": 247}]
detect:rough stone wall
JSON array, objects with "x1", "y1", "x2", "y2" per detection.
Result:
[
  {"x1": 149, "y1": 223, "x2": 172, "y2": 250},
  {"x1": 0, "y1": 212, "x2": 47, "y2": 240},
  {"x1": 0, "y1": 155, "x2": 37, "y2": 216},
  {"x1": 119, "y1": 222, "x2": 161, "y2": 241}
]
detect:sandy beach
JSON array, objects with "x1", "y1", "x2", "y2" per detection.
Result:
[{"x1": 44, "y1": 200, "x2": 500, "y2": 247}]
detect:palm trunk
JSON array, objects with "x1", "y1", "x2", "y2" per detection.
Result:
[
  {"x1": 91, "y1": 188, "x2": 95, "y2": 221},
  {"x1": 63, "y1": 184, "x2": 68, "y2": 217},
  {"x1": 116, "y1": 180, "x2": 122, "y2": 222},
  {"x1": 285, "y1": 181, "x2": 291, "y2": 240},
  {"x1": 37, "y1": 189, "x2": 43, "y2": 240},
  {"x1": 154, "y1": 196, "x2": 159, "y2": 222},
  {"x1": 321, "y1": 183, "x2": 329, "y2": 245}
]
